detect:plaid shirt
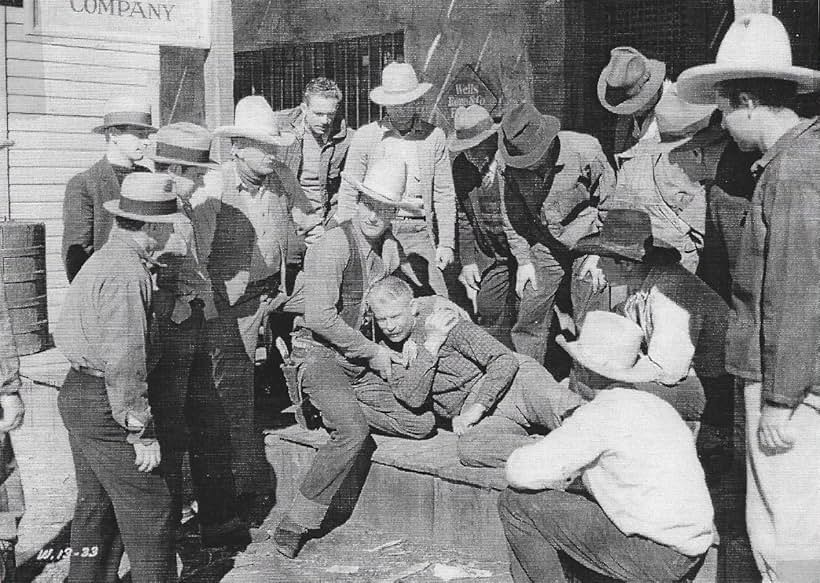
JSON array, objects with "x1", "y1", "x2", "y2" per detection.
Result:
[{"x1": 389, "y1": 296, "x2": 519, "y2": 418}]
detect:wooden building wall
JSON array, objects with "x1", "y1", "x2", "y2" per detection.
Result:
[{"x1": 1, "y1": 6, "x2": 160, "y2": 324}]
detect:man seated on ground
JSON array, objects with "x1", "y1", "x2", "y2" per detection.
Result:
[
  {"x1": 568, "y1": 208, "x2": 728, "y2": 424},
  {"x1": 498, "y1": 310, "x2": 714, "y2": 583},
  {"x1": 365, "y1": 276, "x2": 583, "y2": 468}
]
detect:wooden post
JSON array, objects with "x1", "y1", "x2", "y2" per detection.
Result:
[
  {"x1": 204, "y1": 0, "x2": 235, "y2": 162},
  {"x1": 0, "y1": 6, "x2": 10, "y2": 219}
]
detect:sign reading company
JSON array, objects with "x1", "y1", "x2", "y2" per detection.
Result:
[
  {"x1": 26, "y1": 0, "x2": 210, "y2": 48},
  {"x1": 440, "y1": 65, "x2": 498, "y2": 125}
]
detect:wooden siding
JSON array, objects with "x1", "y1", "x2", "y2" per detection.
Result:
[{"x1": 3, "y1": 7, "x2": 160, "y2": 326}]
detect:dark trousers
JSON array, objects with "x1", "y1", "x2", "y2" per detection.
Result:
[
  {"x1": 511, "y1": 243, "x2": 566, "y2": 366},
  {"x1": 59, "y1": 369, "x2": 175, "y2": 583},
  {"x1": 148, "y1": 308, "x2": 238, "y2": 531},
  {"x1": 475, "y1": 261, "x2": 517, "y2": 350},
  {"x1": 287, "y1": 346, "x2": 377, "y2": 530},
  {"x1": 498, "y1": 488, "x2": 702, "y2": 583}
]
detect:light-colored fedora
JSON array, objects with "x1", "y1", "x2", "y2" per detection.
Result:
[
  {"x1": 677, "y1": 14, "x2": 820, "y2": 104},
  {"x1": 447, "y1": 105, "x2": 501, "y2": 152},
  {"x1": 598, "y1": 47, "x2": 666, "y2": 115},
  {"x1": 213, "y1": 96, "x2": 296, "y2": 146},
  {"x1": 639, "y1": 83, "x2": 717, "y2": 153},
  {"x1": 370, "y1": 63, "x2": 432, "y2": 106},
  {"x1": 103, "y1": 173, "x2": 189, "y2": 224},
  {"x1": 341, "y1": 157, "x2": 421, "y2": 212},
  {"x1": 92, "y1": 96, "x2": 157, "y2": 134},
  {"x1": 556, "y1": 311, "x2": 646, "y2": 383},
  {"x1": 150, "y1": 122, "x2": 219, "y2": 169}
]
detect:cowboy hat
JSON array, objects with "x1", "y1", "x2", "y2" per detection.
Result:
[
  {"x1": 103, "y1": 173, "x2": 189, "y2": 223},
  {"x1": 636, "y1": 84, "x2": 718, "y2": 154},
  {"x1": 150, "y1": 122, "x2": 219, "y2": 169},
  {"x1": 370, "y1": 63, "x2": 432, "y2": 106},
  {"x1": 677, "y1": 14, "x2": 820, "y2": 104},
  {"x1": 92, "y1": 96, "x2": 157, "y2": 134},
  {"x1": 213, "y1": 96, "x2": 296, "y2": 146},
  {"x1": 447, "y1": 105, "x2": 500, "y2": 152},
  {"x1": 574, "y1": 209, "x2": 680, "y2": 263},
  {"x1": 557, "y1": 311, "x2": 646, "y2": 383},
  {"x1": 341, "y1": 157, "x2": 421, "y2": 212},
  {"x1": 598, "y1": 47, "x2": 667, "y2": 115},
  {"x1": 498, "y1": 103, "x2": 561, "y2": 169}
]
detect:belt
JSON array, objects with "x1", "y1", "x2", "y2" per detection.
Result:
[
  {"x1": 71, "y1": 364, "x2": 105, "y2": 378},
  {"x1": 394, "y1": 215, "x2": 425, "y2": 221}
]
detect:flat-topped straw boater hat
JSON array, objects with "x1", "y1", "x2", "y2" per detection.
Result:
[
  {"x1": 150, "y1": 122, "x2": 219, "y2": 169},
  {"x1": 92, "y1": 96, "x2": 157, "y2": 134},
  {"x1": 103, "y1": 173, "x2": 189, "y2": 224}
]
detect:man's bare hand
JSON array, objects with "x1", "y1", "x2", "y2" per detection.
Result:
[
  {"x1": 458, "y1": 263, "x2": 482, "y2": 292},
  {"x1": 0, "y1": 394, "x2": 25, "y2": 432},
  {"x1": 133, "y1": 441, "x2": 161, "y2": 473},
  {"x1": 577, "y1": 254, "x2": 607, "y2": 293},
  {"x1": 452, "y1": 403, "x2": 487, "y2": 436},
  {"x1": 758, "y1": 403, "x2": 795, "y2": 452},
  {"x1": 436, "y1": 246, "x2": 455, "y2": 270},
  {"x1": 400, "y1": 339, "x2": 419, "y2": 367},
  {"x1": 515, "y1": 263, "x2": 538, "y2": 298},
  {"x1": 425, "y1": 308, "x2": 459, "y2": 345},
  {"x1": 371, "y1": 346, "x2": 398, "y2": 382}
]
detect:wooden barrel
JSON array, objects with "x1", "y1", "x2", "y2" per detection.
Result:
[{"x1": 0, "y1": 221, "x2": 49, "y2": 356}]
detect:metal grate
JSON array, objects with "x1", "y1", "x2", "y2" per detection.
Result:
[{"x1": 234, "y1": 31, "x2": 404, "y2": 129}]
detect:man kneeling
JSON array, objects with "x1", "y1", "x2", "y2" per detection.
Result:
[
  {"x1": 498, "y1": 311, "x2": 714, "y2": 583},
  {"x1": 364, "y1": 276, "x2": 583, "y2": 467}
]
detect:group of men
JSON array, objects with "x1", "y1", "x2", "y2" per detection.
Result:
[{"x1": 43, "y1": 11, "x2": 819, "y2": 583}]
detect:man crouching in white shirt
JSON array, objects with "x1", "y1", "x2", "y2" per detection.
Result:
[{"x1": 498, "y1": 310, "x2": 714, "y2": 583}]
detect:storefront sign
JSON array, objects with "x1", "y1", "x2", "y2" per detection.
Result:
[
  {"x1": 440, "y1": 65, "x2": 498, "y2": 125},
  {"x1": 25, "y1": 0, "x2": 210, "y2": 48}
]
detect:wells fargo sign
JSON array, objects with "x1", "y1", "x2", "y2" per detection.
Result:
[
  {"x1": 439, "y1": 65, "x2": 498, "y2": 126},
  {"x1": 26, "y1": 0, "x2": 210, "y2": 48}
]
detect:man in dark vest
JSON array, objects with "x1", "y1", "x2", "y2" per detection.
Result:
[
  {"x1": 62, "y1": 96, "x2": 156, "y2": 282},
  {"x1": 272, "y1": 157, "x2": 430, "y2": 559}
]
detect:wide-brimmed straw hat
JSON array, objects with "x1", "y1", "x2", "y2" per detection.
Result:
[
  {"x1": 150, "y1": 122, "x2": 219, "y2": 169},
  {"x1": 92, "y1": 96, "x2": 157, "y2": 134},
  {"x1": 498, "y1": 103, "x2": 561, "y2": 169},
  {"x1": 598, "y1": 47, "x2": 666, "y2": 115},
  {"x1": 341, "y1": 157, "x2": 421, "y2": 212},
  {"x1": 557, "y1": 311, "x2": 645, "y2": 382},
  {"x1": 574, "y1": 209, "x2": 680, "y2": 264},
  {"x1": 677, "y1": 14, "x2": 820, "y2": 104},
  {"x1": 103, "y1": 173, "x2": 189, "y2": 223},
  {"x1": 213, "y1": 96, "x2": 296, "y2": 146},
  {"x1": 447, "y1": 105, "x2": 500, "y2": 152},
  {"x1": 370, "y1": 63, "x2": 432, "y2": 106}
]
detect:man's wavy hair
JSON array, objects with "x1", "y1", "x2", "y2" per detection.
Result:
[{"x1": 303, "y1": 77, "x2": 343, "y2": 105}]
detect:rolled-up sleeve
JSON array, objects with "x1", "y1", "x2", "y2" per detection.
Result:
[
  {"x1": 100, "y1": 276, "x2": 154, "y2": 442},
  {"x1": 760, "y1": 173, "x2": 820, "y2": 407}
]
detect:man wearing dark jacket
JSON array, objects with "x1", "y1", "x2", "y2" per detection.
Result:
[
  {"x1": 274, "y1": 77, "x2": 354, "y2": 254},
  {"x1": 61, "y1": 96, "x2": 156, "y2": 282}
]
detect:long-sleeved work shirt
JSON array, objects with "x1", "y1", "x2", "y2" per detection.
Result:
[
  {"x1": 501, "y1": 130, "x2": 615, "y2": 265},
  {"x1": 388, "y1": 296, "x2": 519, "y2": 418},
  {"x1": 726, "y1": 117, "x2": 820, "y2": 407},
  {"x1": 54, "y1": 229, "x2": 155, "y2": 443}
]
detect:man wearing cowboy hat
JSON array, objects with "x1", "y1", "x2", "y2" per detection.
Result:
[
  {"x1": 273, "y1": 77, "x2": 355, "y2": 253},
  {"x1": 567, "y1": 209, "x2": 728, "y2": 424},
  {"x1": 202, "y1": 95, "x2": 299, "y2": 501},
  {"x1": 598, "y1": 46, "x2": 668, "y2": 154},
  {"x1": 62, "y1": 95, "x2": 157, "y2": 282},
  {"x1": 272, "y1": 158, "x2": 431, "y2": 559},
  {"x1": 450, "y1": 105, "x2": 518, "y2": 348},
  {"x1": 146, "y1": 122, "x2": 247, "y2": 548},
  {"x1": 498, "y1": 102, "x2": 614, "y2": 367},
  {"x1": 54, "y1": 173, "x2": 190, "y2": 582},
  {"x1": 335, "y1": 61, "x2": 456, "y2": 297},
  {"x1": 499, "y1": 312, "x2": 714, "y2": 583},
  {"x1": 596, "y1": 84, "x2": 717, "y2": 273},
  {"x1": 678, "y1": 14, "x2": 820, "y2": 581}
]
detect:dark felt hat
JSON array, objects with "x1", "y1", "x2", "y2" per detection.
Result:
[
  {"x1": 574, "y1": 209, "x2": 680, "y2": 263},
  {"x1": 498, "y1": 103, "x2": 561, "y2": 169},
  {"x1": 598, "y1": 47, "x2": 666, "y2": 115}
]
